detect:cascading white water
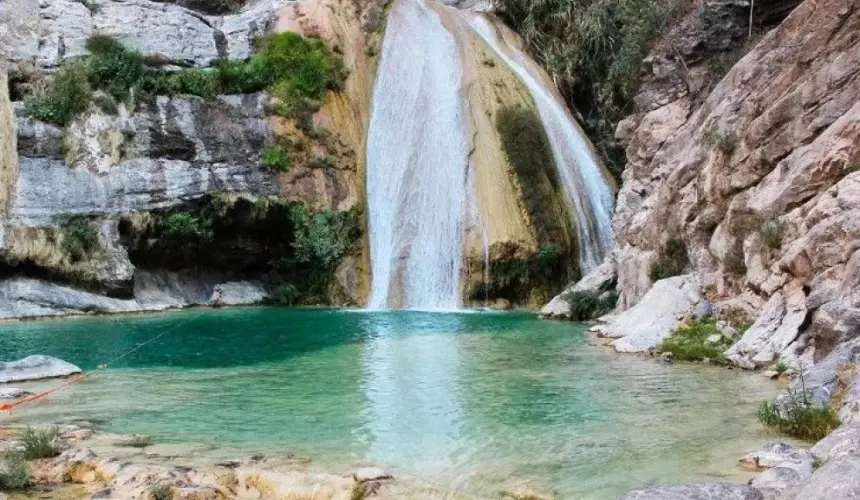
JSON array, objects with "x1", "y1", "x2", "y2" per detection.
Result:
[
  {"x1": 365, "y1": 0, "x2": 471, "y2": 310},
  {"x1": 469, "y1": 16, "x2": 615, "y2": 273}
]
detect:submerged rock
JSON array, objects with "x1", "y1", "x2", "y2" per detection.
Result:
[
  {"x1": 0, "y1": 355, "x2": 81, "y2": 383},
  {"x1": 620, "y1": 482, "x2": 764, "y2": 500},
  {"x1": 739, "y1": 442, "x2": 814, "y2": 470}
]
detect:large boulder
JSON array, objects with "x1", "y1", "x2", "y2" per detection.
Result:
[
  {"x1": 210, "y1": 281, "x2": 267, "y2": 306},
  {"x1": 604, "y1": 274, "x2": 706, "y2": 353},
  {"x1": 785, "y1": 454, "x2": 860, "y2": 500},
  {"x1": 0, "y1": 355, "x2": 81, "y2": 383},
  {"x1": 620, "y1": 482, "x2": 764, "y2": 500}
]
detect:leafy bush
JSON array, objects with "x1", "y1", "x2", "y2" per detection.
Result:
[
  {"x1": 656, "y1": 317, "x2": 730, "y2": 362},
  {"x1": 650, "y1": 238, "x2": 688, "y2": 280},
  {"x1": 0, "y1": 454, "x2": 30, "y2": 490},
  {"x1": 774, "y1": 361, "x2": 788, "y2": 375},
  {"x1": 290, "y1": 204, "x2": 357, "y2": 269},
  {"x1": 25, "y1": 63, "x2": 92, "y2": 126},
  {"x1": 562, "y1": 290, "x2": 617, "y2": 321},
  {"x1": 26, "y1": 32, "x2": 347, "y2": 126},
  {"x1": 758, "y1": 371, "x2": 840, "y2": 441},
  {"x1": 161, "y1": 212, "x2": 214, "y2": 243},
  {"x1": 61, "y1": 218, "x2": 100, "y2": 262},
  {"x1": 19, "y1": 427, "x2": 61, "y2": 460},
  {"x1": 262, "y1": 145, "x2": 292, "y2": 171}
]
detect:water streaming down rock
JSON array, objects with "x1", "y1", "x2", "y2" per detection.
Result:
[
  {"x1": 365, "y1": 0, "x2": 472, "y2": 310},
  {"x1": 469, "y1": 16, "x2": 616, "y2": 273}
]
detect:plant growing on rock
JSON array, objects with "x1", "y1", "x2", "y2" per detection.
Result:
[
  {"x1": 61, "y1": 218, "x2": 100, "y2": 262},
  {"x1": 656, "y1": 317, "x2": 730, "y2": 362},
  {"x1": 262, "y1": 144, "x2": 292, "y2": 172},
  {"x1": 148, "y1": 483, "x2": 171, "y2": 500},
  {"x1": 757, "y1": 370, "x2": 840, "y2": 441},
  {"x1": 562, "y1": 289, "x2": 617, "y2": 321},
  {"x1": 161, "y1": 212, "x2": 214, "y2": 244},
  {"x1": 19, "y1": 426, "x2": 61, "y2": 460},
  {"x1": 650, "y1": 238, "x2": 688, "y2": 280},
  {"x1": 760, "y1": 220, "x2": 784, "y2": 249},
  {"x1": 702, "y1": 128, "x2": 737, "y2": 155},
  {"x1": 24, "y1": 63, "x2": 92, "y2": 126},
  {"x1": 0, "y1": 453, "x2": 30, "y2": 490}
]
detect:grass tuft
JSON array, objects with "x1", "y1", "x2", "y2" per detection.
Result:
[
  {"x1": 161, "y1": 212, "x2": 214, "y2": 244},
  {"x1": 262, "y1": 144, "x2": 292, "y2": 172},
  {"x1": 758, "y1": 369, "x2": 840, "y2": 441}
]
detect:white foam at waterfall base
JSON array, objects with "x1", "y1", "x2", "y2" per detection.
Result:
[
  {"x1": 365, "y1": 0, "x2": 471, "y2": 310},
  {"x1": 469, "y1": 16, "x2": 615, "y2": 274}
]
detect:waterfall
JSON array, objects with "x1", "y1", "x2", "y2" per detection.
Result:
[
  {"x1": 365, "y1": 0, "x2": 471, "y2": 310},
  {"x1": 469, "y1": 16, "x2": 615, "y2": 273}
]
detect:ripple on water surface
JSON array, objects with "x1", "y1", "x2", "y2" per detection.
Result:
[{"x1": 0, "y1": 308, "x2": 780, "y2": 498}]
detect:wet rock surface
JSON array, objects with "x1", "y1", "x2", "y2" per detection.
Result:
[{"x1": 0, "y1": 355, "x2": 81, "y2": 383}]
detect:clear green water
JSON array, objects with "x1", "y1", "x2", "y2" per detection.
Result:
[{"x1": 0, "y1": 309, "x2": 779, "y2": 498}]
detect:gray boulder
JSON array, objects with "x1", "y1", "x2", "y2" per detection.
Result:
[
  {"x1": 620, "y1": 482, "x2": 764, "y2": 500},
  {"x1": 811, "y1": 423, "x2": 860, "y2": 462},
  {"x1": 786, "y1": 454, "x2": 860, "y2": 500},
  {"x1": 0, "y1": 355, "x2": 81, "y2": 383},
  {"x1": 0, "y1": 388, "x2": 32, "y2": 399},
  {"x1": 605, "y1": 274, "x2": 705, "y2": 353}
]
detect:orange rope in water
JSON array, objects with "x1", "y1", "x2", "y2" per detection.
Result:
[{"x1": 1, "y1": 310, "x2": 205, "y2": 413}]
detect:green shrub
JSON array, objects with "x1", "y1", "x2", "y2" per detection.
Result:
[
  {"x1": 0, "y1": 454, "x2": 30, "y2": 490},
  {"x1": 262, "y1": 145, "x2": 292, "y2": 171},
  {"x1": 25, "y1": 63, "x2": 93, "y2": 126},
  {"x1": 656, "y1": 317, "x2": 730, "y2": 362},
  {"x1": 758, "y1": 372, "x2": 840, "y2": 441},
  {"x1": 161, "y1": 212, "x2": 214, "y2": 243},
  {"x1": 148, "y1": 484, "x2": 171, "y2": 500},
  {"x1": 774, "y1": 361, "x2": 788, "y2": 375},
  {"x1": 27, "y1": 32, "x2": 346, "y2": 125},
  {"x1": 702, "y1": 129, "x2": 736, "y2": 155},
  {"x1": 269, "y1": 283, "x2": 300, "y2": 306},
  {"x1": 61, "y1": 218, "x2": 100, "y2": 262},
  {"x1": 650, "y1": 238, "x2": 688, "y2": 280},
  {"x1": 92, "y1": 93, "x2": 119, "y2": 114},
  {"x1": 19, "y1": 427, "x2": 61, "y2": 460},
  {"x1": 563, "y1": 290, "x2": 617, "y2": 321},
  {"x1": 289, "y1": 204, "x2": 357, "y2": 269}
]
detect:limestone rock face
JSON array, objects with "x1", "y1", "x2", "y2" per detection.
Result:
[
  {"x1": 210, "y1": 281, "x2": 267, "y2": 306},
  {"x1": 0, "y1": 355, "x2": 81, "y2": 383},
  {"x1": 5, "y1": 0, "x2": 286, "y2": 68},
  {"x1": 606, "y1": 275, "x2": 705, "y2": 353}
]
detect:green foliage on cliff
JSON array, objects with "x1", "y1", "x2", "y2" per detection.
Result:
[
  {"x1": 0, "y1": 454, "x2": 30, "y2": 490},
  {"x1": 20, "y1": 427, "x2": 61, "y2": 460},
  {"x1": 562, "y1": 289, "x2": 617, "y2": 321},
  {"x1": 499, "y1": 0, "x2": 678, "y2": 181},
  {"x1": 25, "y1": 32, "x2": 347, "y2": 126},
  {"x1": 273, "y1": 204, "x2": 360, "y2": 305},
  {"x1": 161, "y1": 212, "x2": 214, "y2": 243},
  {"x1": 262, "y1": 144, "x2": 292, "y2": 172},
  {"x1": 650, "y1": 238, "x2": 688, "y2": 280},
  {"x1": 656, "y1": 317, "x2": 730, "y2": 362},
  {"x1": 758, "y1": 373, "x2": 840, "y2": 441},
  {"x1": 25, "y1": 65, "x2": 92, "y2": 126},
  {"x1": 61, "y1": 218, "x2": 100, "y2": 262}
]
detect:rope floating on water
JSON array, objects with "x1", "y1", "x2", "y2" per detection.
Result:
[{"x1": 1, "y1": 310, "x2": 206, "y2": 413}]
